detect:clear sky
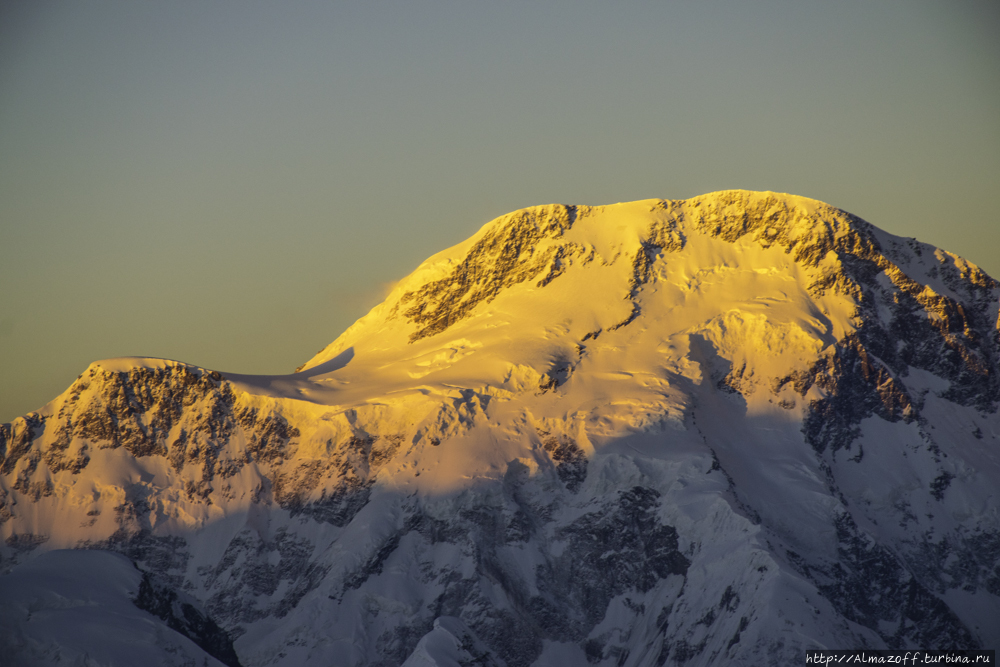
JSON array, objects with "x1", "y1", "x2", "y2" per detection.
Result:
[{"x1": 2, "y1": 0, "x2": 998, "y2": 423}]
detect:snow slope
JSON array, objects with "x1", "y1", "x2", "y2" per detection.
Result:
[
  {"x1": 0, "y1": 549, "x2": 237, "y2": 667},
  {"x1": 2, "y1": 191, "x2": 998, "y2": 666}
]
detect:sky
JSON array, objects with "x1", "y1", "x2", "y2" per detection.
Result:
[{"x1": 1, "y1": 0, "x2": 998, "y2": 423}]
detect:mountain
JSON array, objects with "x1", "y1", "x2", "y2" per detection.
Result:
[{"x1": 1, "y1": 190, "x2": 998, "y2": 666}]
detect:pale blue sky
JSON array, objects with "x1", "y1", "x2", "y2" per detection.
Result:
[{"x1": 2, "y1": 0, "x2": 998, "y2": 422}]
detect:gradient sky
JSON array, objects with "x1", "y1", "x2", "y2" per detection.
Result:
[{"x1": 2, "y1": 0, "x2": 998, "y2": 423}]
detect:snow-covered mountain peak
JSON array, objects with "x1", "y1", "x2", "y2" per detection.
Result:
[
  {"x1": 3, "y1": 192, "x2": 999, "y2": 666},
  {"x1": 290, "y1": 191, "x2": 996, "y2": 428}
]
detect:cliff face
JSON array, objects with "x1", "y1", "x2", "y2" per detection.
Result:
[{"x1": 2, "y1": 191, "x2": 998, "y2": 666}]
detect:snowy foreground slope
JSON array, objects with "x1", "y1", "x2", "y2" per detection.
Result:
[
  {"x1": 2, "y1": 191, "x2": 999, "y2": 666},
  {"x1": 0, "y1": 549, "x2": 239, "y2": 667}
]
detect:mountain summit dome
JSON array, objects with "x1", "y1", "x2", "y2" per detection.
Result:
[{"x1": 2, "y1": 191, "x2": 998, "y2": 666}]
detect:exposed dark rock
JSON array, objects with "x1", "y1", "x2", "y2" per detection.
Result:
[
  {"x1": 4, "y1": 532, "x2": 48, "y2": 552},
  {"x1": 84, "y1": 528, "x2": 192, "y2": 589},
  {"x1": 679, "y1": 193, "x2": 994, "y2": 455},
  {"x1": 536, "y1": 243, "x2": 593, "y2": 288},
  {"x1": 70, "y1": 365, "x2": 231, "y2": 458},
  {"x1": 318, "y1": 487, "x2": 687, "y2": 667},
  {"x1": 374, "y1": 618, "x2": 436, "y2": 667},
  {"x1": 237, "y1": 405, "x2": 299, "y2": 465},
  {"x1": 369, "y1": 434, "x2": 403, "y2": 468},
  {"x1": 272, "y1": 436, "x2": 376, "y2": 526},
  {"x1": 409, "y1": 509, "x2": 468, "y2": 545},
  {"x1": 725, "y1": 616, "x2": 749, "y2": 652},
  {"x1": 11, "y1": 449, "x2": 51, "y2": 500},
  {"x1": 904, "y1": 529, "x2": 1000, "y2": 596},
  {"x1": 298, "y1": 482, "x2": 372, "y2": 526},
  {"x1": 720, "y1": 361, "x2": 756, "y2": 396},
  {"x1": 607, "y1": 303, "x2": 641, "y2": 333},
  {"x1": 1, "y1": 532, "x2": 48, "y2": 570},
  {"x1": 342, "y1": 531, "x2": 402, "y2": 593},
  {"x1": 2, "y1": 364, "x2": 315, "y2": 513},
  {"x1": 0, "y1": 412, "x2": 45, "y2": 475},
  {"x1": 584, "y1": 637, "x2": 605, "y2": 663},
  {"x1": 602, "y1": 216, "x2": 689, "y2": 336},
  {"x1": 0, "y1": 487, "x2": 14, "y2": 524},
  {"x1": 538, "y1": 432, "x2": 587, "y2": 492},
  {"x1": 718, "y1": 585, "x2": 740, "y2": 612},
  {"x1": 625, "y1": 217, "x2": 685, "y2": 294},
  {"x1": 534, "y1": 487, "x2": 690, "y2": 638},
  {"x1": 930, "y1": 471, "x2": 954, "y2": 501},
  {"x1": 466, "y1": 605, "x2": 541, "y2": 667},
  {"x1": 397, "y1": 205, "x2": 589, "y2": 342},
  {"x1": 41, "y1": 421, "x2": 90, "y2": 474},
  {"x1": 809, "y1": 512, "x2": 978, "y2": 649},
  {"x1": 792, "y1": 333, "x2": 917, "y2": 454},
  {"x1": 134, "y1": 570, "x2": 243, "y2": 667},
  {"x1": 666, "y1": 637, "x2": 708, "y2": 665},
  {"x1": 681, "y1": 191, "x2": 999, "y2": 417},
  {"x1": 202, "y1": 527, "x2": 326, "y2": 627},
  {"x1": 537, "y1": 358, "x2": 574, "y2": 394}
]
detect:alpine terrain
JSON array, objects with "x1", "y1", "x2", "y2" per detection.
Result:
[{"x1": 2, "y1": 191, "x2": 998, "y2": 666}]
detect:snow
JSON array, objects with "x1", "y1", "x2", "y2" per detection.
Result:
[
  {"x1": 0, "y1": 550, "x2": 228, "y2": 667},
  {"x1": 2, "y1": 190, "x2": 998, "y2": 665}
]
